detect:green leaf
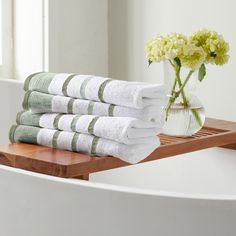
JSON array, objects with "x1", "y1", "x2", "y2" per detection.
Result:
[
  {"x1": 198, "y1": 64, "x2": 206, "y2": 82},
  {"x1": 148, "y1": 59, "x2": 153, "y2": 66}
]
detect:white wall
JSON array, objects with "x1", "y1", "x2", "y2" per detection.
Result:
[
  {"x1": 108, "y1": 0, "x2": 162, "y2": 82},
  {"x1": 48, "y1": 0, "x2": 108, "y2": 76},
  {"x1": 0, "y1": 0, "x2": 14, "y2": 79},
  {"x1": 14, "y1": 0, "x2": 44, "y2": 80},
  {"x1": 108, "y1": 0, "x2": 236, "y2": 121},
  {"x1": 14, "y1": 0, "x2": 108, "y2": 80},
  {"x1": 108, "y1": 0, "x2": 128, "y2": 80}
]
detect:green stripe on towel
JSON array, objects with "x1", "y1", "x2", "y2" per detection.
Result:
[
  {"x1": 53, "y1": 114, "x2": 63, "y2": 130},
  {"x1": 67, "y1": 98, "x2": 75, "y2": 113},
  {"x1": 90, "y1": 136, "x2": 99, "y2": 156},
  {"x1": 22, "y1": 91, "x2": 32, "y2": 110},
  {"x1": 87, "y1": 101, "x2": 94, "y2": 115},
  {"x1": 71, "y1": 133, "x2": 80, "y2": 152},
  {"x1": 88, "y1": 116, "x2": 99, "y2": 135},
  {"x1": 52, "y1": 131, "x2": 60, "y2": 148},
  {"x1": 26, "y1": 72, "x2": 56, "y2": 93},
  {"x1": 98, "y1": 79, "x2": 112, "y2": 103},
  {"x1": 62, "y1": 74, "x2": 76, "y2": 97},
  {"x1": 108, "y1": 104, "x2": 115, "y2": 116},
  {"x1": 80, "y1": 76, "x2": 92, "y2": 99},
  {"x1": 71, "y1": 115, "x2": 81, "y2": 132},
  {"x1": 16, "y1": 111, "x2": 26, "y2": 124},
  {"x1": 9, "y1": 125, "x2": 18, "y2": 143},
  {"x1": 12, "y1": 126, "x2": 39, "y2": 144},
  {"x1": 24, "y1": 72, "x2": 42, "y2": 91},
  {"x1": 28, "y1": 91, "x2": 53, "y2": 113},
  {"x1": 17, "y1": 111, "x2": 41, "y2": 127}
]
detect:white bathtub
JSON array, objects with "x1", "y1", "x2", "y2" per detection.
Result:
[{"x1": 0, "y1": 79, "x2": 236, "y2": 236}]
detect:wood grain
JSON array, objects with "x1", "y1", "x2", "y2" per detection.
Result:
[{"x1": 0, "y1": 118, "x2": 236, "y2": 179}]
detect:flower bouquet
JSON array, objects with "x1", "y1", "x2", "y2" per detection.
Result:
[{"x1": 145, "y1": 29, "x2": 229, "y2": 136}]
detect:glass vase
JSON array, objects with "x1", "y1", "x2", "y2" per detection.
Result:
[{"x1": 162, "y1": 61, "x2": 206, "y2": 137}]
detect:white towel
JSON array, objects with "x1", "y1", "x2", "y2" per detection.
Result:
[
  {"x1": 23, "y1": 91, "x2": 165, "y2": 122},
  {"x1": 24, "y1": 73, "x2": 167, "y2": 109},
  {"x1": 9, "y1": 125, "x2": 160, "y2": 164},
  {"x1": 17, "y1": 111, "x2": 163, "y2": 145}
]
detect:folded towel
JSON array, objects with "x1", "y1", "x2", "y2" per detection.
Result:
[
  {"x1": 16, "y1": 111, "x2": 163, "y2": 145},
  {"x1": 9, "y1": 125, "x2": 160, "y2": 164},
  {"x1": 24, "y1": 72, "x2": 166, "y2": 109},
  {"x1": 23, "y1": 91, "x2": 165, "y2": 122}
]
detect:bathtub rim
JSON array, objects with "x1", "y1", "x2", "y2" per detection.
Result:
[
  {"x1": 1, "y1": 164, "x2": 236, "y2": 201},
  {"x1": 0, "y1": 78, "x2": 23, "y2": 84}
]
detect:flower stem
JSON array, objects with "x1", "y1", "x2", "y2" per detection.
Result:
[
  {"x1": 191, "y1": 108, "x2": 202, "y2": 127},
  {"x1": 174, "y1": 70, "x2": 194, "y2": 98},
  {"x1": 175, "y1": 68, "x2": 189, "y2": 107},
  {"x1": 165, "y1": 76, "x2": 177, "y2": 120},
  {"x1": 165, "y1": 62, "x2": 202, "y2": 128}
]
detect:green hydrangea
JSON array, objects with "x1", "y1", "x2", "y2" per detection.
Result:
[
  {"x1": 145, "y1": 33, "x2": 188, "y2": 64},
  {"x1": 145, "y1": 29, "x2": 229, "y2": 68},
  {"x1": 164, "y1": 33, "x2": 187, "y2": 60},
  {"x1": 145, "y1": 35, "x2": 166, "y2": 63},
  {"x1": 179, "y1": 43, "x2": 206, "y2": 70},
  {"x1": 190, "y1": 28, "x2": 230, "y2": 65}
]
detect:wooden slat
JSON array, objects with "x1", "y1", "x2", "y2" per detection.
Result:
[{"x1": 0, "y1": 118, "x2": 236, "y2": 178}]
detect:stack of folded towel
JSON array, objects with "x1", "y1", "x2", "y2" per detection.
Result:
[{"x1": 9, "y1": 73, "x2": 166, "y2": 164}]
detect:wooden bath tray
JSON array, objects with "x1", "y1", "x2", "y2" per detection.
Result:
[{"x1": 0, "y1": 118, "x2": 236, "y2": 180}]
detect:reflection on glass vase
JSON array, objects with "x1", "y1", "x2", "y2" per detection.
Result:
[{"x1": 162, "y1": 61, "x2": 206, "y2": 137}]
